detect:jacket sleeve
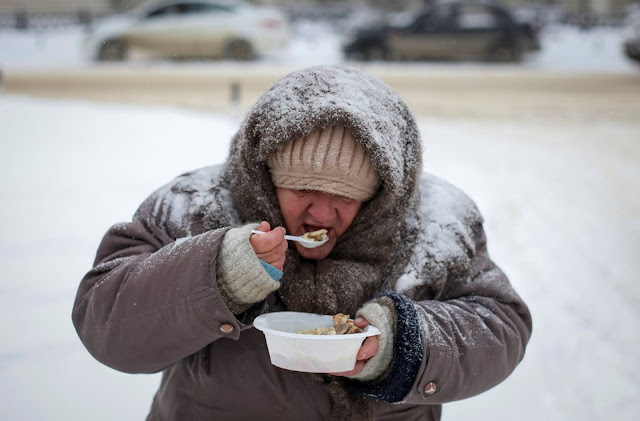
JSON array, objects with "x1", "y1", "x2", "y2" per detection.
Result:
[
  {"x1": 346, "y1": 223, "x2": 532, "y2": 404},
  {"x1": 402, "y1": 223, "x2": 532, "y2": 404},
  {"x1": 71, "y1": 187, "x2": 246, "y2": 374}
]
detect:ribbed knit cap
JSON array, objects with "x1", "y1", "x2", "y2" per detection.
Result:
[{"x1": 268, "y1": 126, "x2": 381, "y2": 202}]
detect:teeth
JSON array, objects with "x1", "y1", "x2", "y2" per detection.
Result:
[{"x1": 306, "y1": 225, "x2": 328, "y2": 231}]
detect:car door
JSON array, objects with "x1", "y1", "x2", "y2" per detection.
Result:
[
  {"x1": 169, "y1": 2, "x2": 235, "y2": 57},
  {"x1": 388, "y1": 4, "x2": 456, "y2": 60},
  {"x1": 125, "y1": 3, "x2": 191, "y2": 56},
  {"x1": 449, "y1": 4, "x2": 505, "y2": 59},
  {"x1": 124, "y1": 2, "x2": 232, "y2": 58}
]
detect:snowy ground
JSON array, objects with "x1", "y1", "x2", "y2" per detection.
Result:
[
  {"x1": 1, "y1": 94, "x2": 639, "y2": 420},
  {"x1": 0, "y1": 20, "x2": 638, "y2": 72}
]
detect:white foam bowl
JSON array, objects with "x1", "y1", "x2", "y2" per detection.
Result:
[{"x1": 253, "y1": 311, "x2": 381, "y2": 373}]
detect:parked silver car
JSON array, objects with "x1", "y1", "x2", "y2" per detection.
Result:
[{"x1": 87, "y1": 0, "x2": 289, "y2": 61}]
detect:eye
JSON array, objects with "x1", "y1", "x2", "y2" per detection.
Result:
[
  {"x1": 291, "y1": 189, "x2": 313, "y2": 199},
  {"x1": 337, "y1": 196, "x2": 361, "y2": 207}
]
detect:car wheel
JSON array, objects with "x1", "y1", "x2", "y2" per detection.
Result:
[
  {"x1": 98, "y1": 39, "x2": 127, "y2": 61},
  {"x1": 224, "y1": 39, "x2": 253, "y2": 61},
  {"x1": 486, "y1": 43, "x2": 522, "y2": 63}
]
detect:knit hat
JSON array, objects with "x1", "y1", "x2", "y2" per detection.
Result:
[{"x1": 268, "y1": 126, "x2": 381, "y2": 202}]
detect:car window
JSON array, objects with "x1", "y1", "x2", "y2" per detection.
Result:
[
  {"x1": 456, "y1": 5, "x2": 498, "y2": 29},
  {"x1": 145, "y1": 5, "x2": 179, "y2": 19},
  {"x1": 183, "y1": 2, "x2": 233, "y2": 14},
  {"x1": 144, "y1": 2, "x2": 232, "y2": 19},
  {"x1": 413, "y1": 5, "x2": 455, "y2": 32}
]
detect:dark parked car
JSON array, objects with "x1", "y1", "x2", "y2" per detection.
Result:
[
  {"x1": 623, "y1": 9, "x2": 640, "y2": 64},
  {"x1": 624, "y1": 37, "x2": 640, "y2": 63},
  {"x1": 343, "y1": 1, "x2": 540, "y2": 62}
]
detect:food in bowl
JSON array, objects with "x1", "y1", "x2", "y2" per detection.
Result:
[
  {"x1": 298, "y1": 313, "x2": 363, "y2": 335},
  {"x1": 253, "y1": 311, "x2": 380, "y2": 373},
  {"x1": 302, "y1": 229, "x2": 328, "y2": 242}
]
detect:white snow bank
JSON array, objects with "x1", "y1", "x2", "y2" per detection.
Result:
[
  {"x1": 0, "y1": 95, "x2": 638, "y2": 420},
  {"x1": 524, "y1": 24, "x2": 639, "y2": 72},
  {"x1": 0, "y1": 26, "x2": 88, "y2": 68}
]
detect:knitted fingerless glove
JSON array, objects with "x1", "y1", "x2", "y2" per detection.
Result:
[
  {"x1": 215, "y1": 224, "x2": 281, "y2": 314},
  {"x1": 345, "y1": 292, "x2": 423, "y2": 403},
  {"x1": 349, "y1": 296, "x2": 397, "y2": 381}
]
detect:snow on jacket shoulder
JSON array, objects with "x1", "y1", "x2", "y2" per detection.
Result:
[
  {"x1": 72, "y1": 166, "x2": 338, "y2": 420},
  {"x1": 408, "y1": 174, "x2": 531, "y2": 404},
  {"x1": 71, "y1": 165, "x2": 246, "y2": 374},
  {"x1": 342, "y1": 173, "x2": 532, "y2": 407}
]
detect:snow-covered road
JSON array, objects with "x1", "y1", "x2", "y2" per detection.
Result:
[{"x1": 5, "y1": 68, "x2": 639, "y2": 123}]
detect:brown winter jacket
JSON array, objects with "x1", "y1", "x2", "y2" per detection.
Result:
[{"x1": 72, "y1": 65, "x2": 531, "y2": 420}]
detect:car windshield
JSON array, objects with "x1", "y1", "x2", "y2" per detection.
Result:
[{"x1": 413, "y1": 4, "x2": 455, "y2": 31}]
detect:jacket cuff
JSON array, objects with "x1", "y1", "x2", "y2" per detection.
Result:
[
  {"x1": 215, "y1": 224, "x2": 281, "y2": 314},
  {"x1": 348, "y1": 298, "x2": 396, "y2": 382},
  {"x1": 259, "y1": 260, "x2": 283, "y2": 281},
  {"x1": 345, "y1": 292, "x2": 423, "y2": 402}
]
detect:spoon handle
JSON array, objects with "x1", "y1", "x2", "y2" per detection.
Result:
[{"x1": 250, "y1": 229, "x2": 300, "y2": 242}]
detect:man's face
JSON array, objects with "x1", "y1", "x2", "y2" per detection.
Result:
[{"x1": 275, "y1": 188, "x2": 362, "y2": 260}]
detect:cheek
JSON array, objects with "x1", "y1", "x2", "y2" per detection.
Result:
[
  {"x1": 341, "y1": 204, "x2": 362, "y2": 228},
  {"x1": 332, "y1": 207, "x2": 358, "y2": 236},
  {"x1": 277, "y1": 191, "x2": 303, "y2": 229},
  {"x1": 281, "y1": 203, "x2": 306, "y2": 229}
]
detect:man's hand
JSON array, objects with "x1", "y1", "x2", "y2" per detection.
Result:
[
  {"x1": 250, "y1": 221, "x2": 288, "y2": 271},
  {"x1": 328, "y1": 317, "x2": 379, "y2": 377}
]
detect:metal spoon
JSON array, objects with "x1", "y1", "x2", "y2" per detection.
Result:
[{"x1": 250, "y1": 230, "x2": 329, "y2": 249}]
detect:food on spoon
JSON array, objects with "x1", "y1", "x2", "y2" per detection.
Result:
[
  {"x1": 302, "y1": 229, "x2": 328, "y2": 242},
  {"x1": 298, "y1": 313, "x2": 363, "y2": 335}
]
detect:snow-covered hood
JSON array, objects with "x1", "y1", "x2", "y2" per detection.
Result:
[
  {"x1": 218, "y1": 64, "x2": 423, "y2": 315},
  {"x1": 222, "y1": 64, "x2": 423, "y2": 237}
]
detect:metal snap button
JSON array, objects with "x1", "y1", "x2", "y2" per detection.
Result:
[
  {"x1": 424, "y1": 382, "x2": 437, "y2": 395},
  {"x1": 220, "y1": 324, "x2": 234, "y2": 334}
]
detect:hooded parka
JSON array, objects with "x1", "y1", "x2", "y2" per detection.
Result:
[{"x1": 72, "y1": 65, "x2": 531, "y2": 421}]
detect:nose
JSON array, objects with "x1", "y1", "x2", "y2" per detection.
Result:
[{"x1": 307, "y1": 194, "x2": 336, "y2": 223}]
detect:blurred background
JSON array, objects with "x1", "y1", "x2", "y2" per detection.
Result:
[
  {"x1": 1, "y1": 0, "x2": 639, "y2": 420},
  {"x1": 1, "y1": 0, "x2": 640, "y2": 69}
]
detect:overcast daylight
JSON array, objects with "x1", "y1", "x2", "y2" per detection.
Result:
[{"x1": 1, "y1": 0, "x2": 639, "y2": 420}]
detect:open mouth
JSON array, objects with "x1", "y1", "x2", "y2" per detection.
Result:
[{"x1": 303, "y1": 224, "x2": 332, "y2": 238}]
